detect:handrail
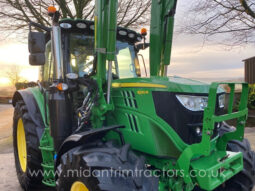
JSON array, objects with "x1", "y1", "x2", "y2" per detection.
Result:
[
  {"x1": 176, "y1": 82, "x2": 249, "y2": 186},
  {"x1": 204, "y1": 82, "x2": 248, "y2": 151}
]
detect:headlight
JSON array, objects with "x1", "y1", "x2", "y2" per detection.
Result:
[
  {"x1": 176, "y1": 95, "x2": 208, "y2": 111},
  {"x1": 219, "y1": 94, "x2": 225, "y2": 108}
]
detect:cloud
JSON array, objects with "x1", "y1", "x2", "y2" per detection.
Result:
[
  {"x1": 164, "y1": 0, "x2": 255, "y2": 81},
  {"x1": 168, "y1": 36, "x2": 254, "y2": 80},
  {"x1": 169, "y1": 68, "x2": 244, "y2": 81}
]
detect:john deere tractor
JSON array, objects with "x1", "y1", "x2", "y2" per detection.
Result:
[{"x1": 12, "y1": 0, "x2": 255, "y2": 191}]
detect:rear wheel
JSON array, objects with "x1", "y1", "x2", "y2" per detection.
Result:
[
  {"x1": 56, "y1": 141, "x2": 158, "y2": 191},
  {"x1": 13, "y1": 101, "x2": 44, "y2": 190}
]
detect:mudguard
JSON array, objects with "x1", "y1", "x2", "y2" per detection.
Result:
[
  {"x1": 12, "y1": 90, "x2": 45, "y2": 137},
  {"x1": 56, "y1": 125, "x2": 125, "y2": 167}
]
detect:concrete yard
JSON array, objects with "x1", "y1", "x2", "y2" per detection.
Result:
[{"x1": 0, "y1": 104, "x2": 254, "y2": 191}]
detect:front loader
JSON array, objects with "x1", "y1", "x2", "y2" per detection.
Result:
[{"x1": 12, "y1": 0, "x2": 255, "y2": 191}]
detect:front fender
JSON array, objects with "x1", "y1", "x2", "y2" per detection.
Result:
[
  {"x1": 12, "y1": 88, "x2": 45, "y2": 130},
  {"x1": 56, "y1": 125, "x2": 124, "y2": 167}
]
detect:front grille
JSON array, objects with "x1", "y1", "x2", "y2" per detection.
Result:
[{"x1": 152, "y1": 91, "x2": 223, "y2": 144}]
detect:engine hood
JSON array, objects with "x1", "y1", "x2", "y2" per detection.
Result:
[{"x1": 112, "y1": 76, "x2": 225, "y2": 94}]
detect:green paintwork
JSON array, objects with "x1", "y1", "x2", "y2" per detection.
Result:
[
  {"x1": 176, "y1": 83, "x2": 248, "y2": 190},
  {"x1": 106, "y1": 0, "x2": 117, "y2": 61},
  {"x1": 28, "y1": 87, "x2": 48, "y2": 125},
  {"x1": 105, "y1": 81, "x2": 248, "y2": 191},
  {"x1": 106, "y1": 78, "x2": 188, "y2": 157},
  {"x1": 191, "y1": 151, "x2": 243, "y2": 191},
  {"x1": 39, "y1": 128, "x2": 56, "y2": 187},
  {"x1": 112, "y1": 76, "x2": 225, "y2": 94},
  {"x1": 91, "y1": 0, "x2": 117, "y2": 129},
  {"x1": 150, "y1": 0, "x2": 176, "y2": 76},
  {"x1": 28, "y1": 87, "x2": 55, "y2": 187}
]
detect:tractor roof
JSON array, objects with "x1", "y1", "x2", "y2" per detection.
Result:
[{"x1": 59, "y1": 19, "x2": 143, "y2": 44}]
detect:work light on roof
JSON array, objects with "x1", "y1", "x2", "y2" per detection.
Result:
[
  {"x1": 60, "y1": 23, "x2": 72, "y2": 29},
  {"x1": 137, "y1": 36, "x2": 142, "y2": 41},
  {"x1": 119, "y1": 30, "x2": 127, "y2": 36},
  {"x1": 76, "y1": 23, "x2": 87, "y2": 29},
  {"x1": 128, "y1": 33, "x2": 135, "y2": 38},
  {"x1": 90, "y1": 25, "x2": 95, "y2": 30}
]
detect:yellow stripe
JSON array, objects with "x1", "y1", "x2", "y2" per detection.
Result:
[{"x1": 112, "y1": 83, "x2": 167, "y2": 88}]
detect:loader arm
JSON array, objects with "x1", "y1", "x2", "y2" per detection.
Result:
[
  {"x1": 150, "y1": 0, "x2": 178, "y2": 76},
  {"x1": 92, "y1": 0, "x2": 118, "y2": 128}
]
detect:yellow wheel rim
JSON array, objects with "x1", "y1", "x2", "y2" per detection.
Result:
[
  {"x1": 71, "y1": 181, "x2": 89, "y2": 191},
  {"x1": 17, "y1": 118, "x2": 27, "y2": 172}
]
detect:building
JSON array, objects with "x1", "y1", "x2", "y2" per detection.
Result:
[{"x1": 243, "y1": 56, "x2": 255, "y2": 84}]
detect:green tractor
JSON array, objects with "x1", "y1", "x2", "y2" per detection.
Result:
[{"x1": 12, "y1": 1, "x2": 255, "y2": 191}]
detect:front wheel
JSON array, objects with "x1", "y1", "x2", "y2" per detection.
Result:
[
  {"x1": 13, "y1": 101, "x2": 44, "y2": 190},
  {"x1": 220, "y1": 138, "x2": 255, "y2": 191},
  {"x1": 194, "y1": 125, "x2": 255, "y2": 191},
  {"x1": 56, "y1": 141, "x2": 158, "y2": 191}
]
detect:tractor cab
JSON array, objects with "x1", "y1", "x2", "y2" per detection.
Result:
[{"x1": 41, "y1": 19, "x2": 143, "y2": 84}]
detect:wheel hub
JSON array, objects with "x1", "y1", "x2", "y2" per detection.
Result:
[
  {"x1": 71, "y1": 181, "x2": 89, "y2": 191},
  {"x1": 17, "y1": 118, "x2": 27, "y2": 172}
]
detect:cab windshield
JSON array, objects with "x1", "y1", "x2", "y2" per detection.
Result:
[{"x1": 65, "y1": 33, "x2": 141, "y2": 79}]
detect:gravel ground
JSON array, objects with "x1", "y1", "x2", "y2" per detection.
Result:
[{"x1": 0, "y1": 104, "x2": 254, "y2": 191}]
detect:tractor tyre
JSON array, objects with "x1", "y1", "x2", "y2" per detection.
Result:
[
  {"x1": 13, "y1": 101, "x2": 44, "y2": 190},
  {"x1": 194, "y1": 124, "x2": 255, "y2": 191},
  {"x1": 218, "y1": 138, "x2": 255, "y2": 191},
  {"x1": 56, "y1": 141, "x2": 158, "y2": 191},
  {"x1": 216, "y1": 124, "x2": 255, "y2": 191}
]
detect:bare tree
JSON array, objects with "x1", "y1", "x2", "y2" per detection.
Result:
[
  {"x1": 0, "y1": 0, "x2": 151, "y2": 38},
  {"x1": 180, "y1": 0, "x2": 255, "y2": 46},
  {"x1": 5, "y1": 65, "x2": 23, "y2": 86}
]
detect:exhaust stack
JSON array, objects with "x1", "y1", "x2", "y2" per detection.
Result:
[{"x1": 48, "y1": 8, "x2": 72, "y2": 150}]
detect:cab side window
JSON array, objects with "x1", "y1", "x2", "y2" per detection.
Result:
[
  {"x1": 41, "y1": 41, "x2": 54, "y2": 83},
  {"x1": 114, "y1": 42, "x2": 141, "y2": 79}
]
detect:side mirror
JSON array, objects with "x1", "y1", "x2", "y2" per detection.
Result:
[
  {"x1": 29, "y1": 53, "x2": 45, "y2": 66},
  {"x1": 28, "y1": 32, "x2": 46, "y2": 66},
  {"x1": 29, "y1": 32, "x2": 46, "y2": 53}
]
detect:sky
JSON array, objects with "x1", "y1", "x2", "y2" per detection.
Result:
[
  {"x1": 168, "y1": 0, "x2": 255, "y2": 81},
  {"x1": 0, "y1": 0, "x2": 254, "y2": 86},
  {"x1": 0, "y1": 41, "x2": 39, "y2": 86}
]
